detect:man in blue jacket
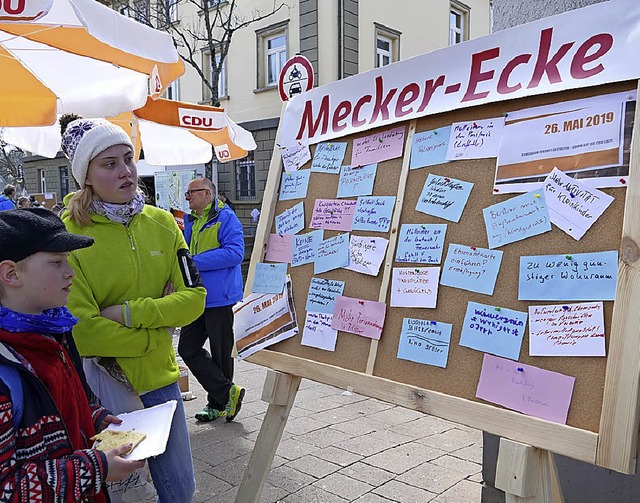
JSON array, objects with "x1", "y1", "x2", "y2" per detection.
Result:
[
  {"x1": 0, "y1": 185, "x2": 16, "y2": 210},
  {"x1": 179, "y1": 177, "x2": 246, "y2": 422}
]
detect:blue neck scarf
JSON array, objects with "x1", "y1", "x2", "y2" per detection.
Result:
[{"x1": 0, "y1": 306, "x2": 78, "y2": 334}]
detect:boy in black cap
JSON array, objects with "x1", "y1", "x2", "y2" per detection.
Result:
[{"x1": 0, "y1": 208, "x2": 144, "y2": 502}]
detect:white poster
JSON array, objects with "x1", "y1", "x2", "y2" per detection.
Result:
[
  {"x1": 280, "y1": 0, "x2": 640, "y2": 146},
  {"x1": 390, "y1": 267, "x2": 440, "y2": 308},
  {"x1": 154, "y1": 170, "x2": 196, "y2": 213},
  {"x1": 233, "y1": 277, "x2": 299, "y2": 359}
]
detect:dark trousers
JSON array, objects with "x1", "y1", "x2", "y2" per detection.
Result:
[{"x1": 178, "y1": 305, "x2": 235, "y2": 409}]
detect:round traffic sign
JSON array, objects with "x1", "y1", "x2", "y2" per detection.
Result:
[{"x1": 278, "y1": 55, "x2": 314, "y2": 102}]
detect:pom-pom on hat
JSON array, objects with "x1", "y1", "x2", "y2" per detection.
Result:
[
  {"x1": 61, "y1": 118, "x2": 133, "y2": 187},
  {"x1": 0, "y1": 207, "x2": 94, "y2": 263}
]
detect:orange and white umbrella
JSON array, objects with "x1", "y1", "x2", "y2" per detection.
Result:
[
  {"x1": 0, "y1": 0, "x2": 184, "y2": 127},
  {"x1": 2, "y1": 98, "x2": 257, "y2": 165}
]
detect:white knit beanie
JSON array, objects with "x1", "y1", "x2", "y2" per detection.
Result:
[{"x1": 61, "y1": 118, "x2": 134, "y2": 187}]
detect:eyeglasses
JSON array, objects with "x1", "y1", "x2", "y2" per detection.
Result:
[{"x1": 185, "y1": 189, "x2": 208, "y2": 198}]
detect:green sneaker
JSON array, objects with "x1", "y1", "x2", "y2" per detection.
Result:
[
  {"x1": 225, "y1": 384, "x2": 245, "y2": 423},
  {"x1": 194, "y1": 405, "x2": 226, "y2": 422}
]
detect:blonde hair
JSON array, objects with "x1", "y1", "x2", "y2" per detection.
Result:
[{"x1": 66, "y1": 186, "x2": 95, "y2": 227}]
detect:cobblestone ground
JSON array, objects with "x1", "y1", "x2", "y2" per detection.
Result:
[{"x1": 181, "y1": 358, "x2": 483, "y2": 503}]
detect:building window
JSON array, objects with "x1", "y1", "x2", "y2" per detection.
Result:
[
  {"x1": 133, "y1": 0, "x2": 149, "y2": 24},
  {"x1": 164, "y1": 79, "x2": 180, "y2": 100},
  {"x1": 235, "y1": 152, "x2": 256, "y2": 200},
  {"x1": 450, "y1": 1, "x2": 469, "y2": 46},
  {"x1": 256, "y1": 22, "x2": 288, "y2": 89},
  {"x1": 374, "y1": 24, "x2": 400, "y2": 68},
  {"x1": 38, "y1": 169, "x2": 46, "y2": 193},
  {"x1": 59, "y1": 167, "x2": 69, "y2": 197},
  {"x1": 203, "y1": 49, "x2": 227, "y2": 102},
  {"x1": 164, "y1": 0, "x2": 178, "y2": 25}
]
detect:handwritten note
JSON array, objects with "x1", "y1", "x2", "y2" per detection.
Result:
[
  {"x1": 352, "y1": 196, "x2": 396, "y2": 232},
  {"x1": 315, "y1": 233, "x2": 350, "y2": 274},
  {"x1": 331, "y1": 296, "x2": 386, "y2": 339},
  {"x1": 391, "y1": 267, "x2": 440, "y2": 308},
  {"x1": 280, "y1": 141, "x2": 311, "y2": 171},
  {"x1": 337, "y1": 164, "x2": 377, "y2": 198},
  {"x1": 345, "y1": 235, "x2": 388, "y2": 276},
  {"x1": 311, "y1": 142, "x2": 347, "y2": 173},
  {"x1": 310, "y1": 199, "x2": 357, "y2": 231},
  {"x1": 460, "y1": 302, "x2": 527, "y2": 360},
  {"x1": 395, "y1": 224, "x2": 447, "y2": 264},
  {"x1": 291, "y1": 230, "x2": 323, "y2": 267},
  {"x1": 279, "y1": 169, "x2": 311, "y2": 201},
  {"x1": 252, "y1": 263, "x2": 287, "y2": 294},
  {"x1": 397, "y1": 318, "x2": 452, "y2": 368},
  {"x1": 518, "y1": 251, "x2": 618, "y2": 301},
  {"x1": 265, "y1": 234, "x2": 292, "y2": 263},
  {"x1": 301, "y1": 311, "x2": 338, "y2": 351},
  {"x1": 351, "y1": 125, "x2": 405, "y2": 167},
  {"x1": 476, "y1": 354, "x2": 576, "y2": 424},
  {"x1": 543, "y1": 168, "x2": 614, "y2": 240},
  {"x1": 529, "y1": 302, "x2": 606, "y2": 357},
  {"x1": 275, "y1": 202, "x2": 305, "y2": 235},
  {"x1": 416, "y1": 174, "x2": 473, "y2": 223},
  {"x1": 306, "y1": 278, "x2": 345, "y2": 314},
  {"x1": 445, "y1": 117, "x2": 505, "y2": 160},
  {"x1": 410, "y1": 126, "x2": 451, "y2": 169},
  {"x1": 440, "y1": 244, "x2": 503, "y2": 295},
  {"x1": 483, "y1": 191, "x2": 551, "y2": 249}
]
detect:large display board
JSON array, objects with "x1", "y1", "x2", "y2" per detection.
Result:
[{"x1": 241, "y1": 0, "x2": 640, "y2": 475}]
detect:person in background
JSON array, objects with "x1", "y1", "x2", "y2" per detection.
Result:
[
  {"x1": 218, "y1": 191, "x2": 236, "y2": 212},
  {"x1": 51, "y1": 203, "x2": 66, "y2": 216},
  {"x1": 0, "y1": 185, "x2": 16, "y2": 210},
  {"x1": 60, "y1": 115, "x2": 206, "y2": 503},
  {"x1": 0, "y1": 208, "x2": 144, "y2": 501},
  {"x1": 29, "y1": 195, "x2": 41, "y2": 207},
  {"x1": 179, "y1": 178, "x2": 245, "y2": 422},
  {"x1": 16, "y1": 196, "x2": 30, "y2": 208}
]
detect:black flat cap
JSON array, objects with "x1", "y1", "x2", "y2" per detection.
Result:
[{"x1": 0, "y1": 207, "x2": 94, "y2": 263}]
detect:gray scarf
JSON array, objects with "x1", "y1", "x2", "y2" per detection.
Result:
[{"x1": 90, "y1": 189, "x2": 145, "y2": 225}]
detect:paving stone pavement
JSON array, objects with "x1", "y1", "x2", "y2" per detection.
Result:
[{"x1": 181, "y1": 358, "x2": 484, "y2": 503}]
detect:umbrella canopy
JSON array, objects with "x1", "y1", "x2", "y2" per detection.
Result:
[
  {"x1": 0, "y1": 0, "x2": 184, "y2": 127},
  {"x1": 2, "y1": 98, "x2": 257, "y2": 166}
]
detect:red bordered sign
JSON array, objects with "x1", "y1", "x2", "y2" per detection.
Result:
[{"x1": 278, "y1": 55, "x2": 314, "y2": 102}]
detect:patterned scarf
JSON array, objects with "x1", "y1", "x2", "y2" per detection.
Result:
[
  {"x1": 0, "y1": 306, "x2": 77, "y2": 334},
  {"x1": 90, "y1": 189, "x2": 145, "y2": 225}
]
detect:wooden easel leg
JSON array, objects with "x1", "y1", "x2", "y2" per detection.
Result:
[
  {"x1": 235, "y1": 370, "x2": 301, "y2": 503},
  {"x1": 495, "y1": 438, "x2": 564, "y2": 503}
]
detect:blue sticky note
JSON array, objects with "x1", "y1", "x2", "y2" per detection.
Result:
[
  {"x1": 279, "y1": 169, "x2": 311, "y2": 201},
  {"x1": 519, "y1": 251, "x2": 618, "y2": 301},
  {"x1": 292, "y1": 230, "x2": 324, "y2": 267},
  {"x1": 275, "y1": 202, "x2": 305, "y2": 235},
  {"x1": 410, "y1": 126, "x2": 451, "y2": 169},
  {"x1": 398, "y1": 318, "x2": 452, "y2": 368},
  {"x1": 440, "y1": 244, "x2": 503, "y2": 295},
  {"x1": 306, "y1": 278, "x2": 346, "y2": 313},
  {"x1": 337, "y1": 164, "x2": 377, "y2": 198},
  {"x1": 252, "y1": 263, "x2": 287, "y2": 294},
  {"x1": 460, "y1": 302, "x2": 527, "y2": 360},
  {"x1": 416, "y1": 174, "x2": 473, "y2": 223},
  {"x1": 352, "y1": 196, "x2": 396, "y2": 232},
  {"x1": 483, "y1": 191, "x2": 551, "y2": 249},
  {"x1": 396, "y1": 224, "x2": 447, "y2": 264},
  {"x1": 311, "y1": 142, "x2": 348, "y2": 173},
  {"x1": 314, "y1": 233, "x2": 350, "y2": 274}
]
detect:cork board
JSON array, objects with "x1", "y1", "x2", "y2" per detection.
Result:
[{"x1": 259, "y1": 80, "x2": 636, "y2": 436}]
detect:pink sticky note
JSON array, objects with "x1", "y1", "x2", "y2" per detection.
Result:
[
  {"x1": 351, "y1": 125, "x2": 405, "y2": 167},
  {"x1": 310, "y1": 199, "x2": 357, "y2": 231},
  {"x1": 265, "y1": 234, "x2": 293, "y2": 263},
  {"x1": 476, "y1": 354, "x2": 575, "y2": 424},
  {"x1": 331, "y1": 296, "x2": 386, "y2": 339}
]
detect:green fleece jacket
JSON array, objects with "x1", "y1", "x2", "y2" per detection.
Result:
[{"x1": 63, "y1": 199, "x2": 206, "y2": 393}]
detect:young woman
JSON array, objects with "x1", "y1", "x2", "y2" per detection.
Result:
[{"x1": 60, "y1": 116, "x2": 206, "y2": 503}]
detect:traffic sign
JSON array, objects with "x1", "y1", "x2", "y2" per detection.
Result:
[{"x1": 278, "y1": 55, "x2": 314, "y2": 102}]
